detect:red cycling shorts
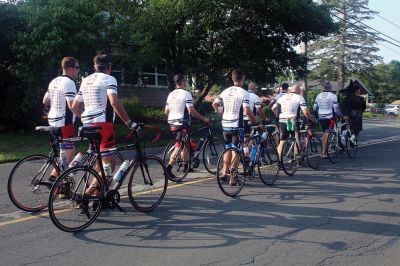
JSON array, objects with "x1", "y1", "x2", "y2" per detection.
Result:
[
  {"x1": 88, "y1": 122, "x2": 115, "y2": 151},
  {"x1": 60, "y1": 124, "x2": 75, "y2": 139}
]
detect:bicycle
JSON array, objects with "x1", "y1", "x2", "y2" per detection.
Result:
[
  {"x1": 163, "y1": 121, "x2": 225, "y2": 182},
  {"x1": 216, "y1": 125, "x2": 280, "y2": 197},
  {"x1": 7, "y1": 126, "x2": 123, "y2": 212},
  {"x1": 280, "y1": 121, "x2": 322, "y2": 176},
  {"x1": 327, "y1": 118, "x2": 358, "y2": 162},
  {"x1": 259, "y1": 124, "x2": 279, "y2": 164},
  {"x1": 48, "y1": 124, "x2": 168, "y2": 232}
]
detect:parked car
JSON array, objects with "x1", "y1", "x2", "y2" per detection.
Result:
[{"x1": 384, "y1": 104, "x2": 399, "y2": 116}]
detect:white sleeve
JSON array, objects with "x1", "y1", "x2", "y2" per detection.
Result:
[
  {"x1": 64, "y1": 80, "x2": 77, "y2": 101},
  {"x1": 106, "y1": 76, "x2": 118, "y2": 95},
  {"x1": 242, "y1": 91, "x2": 250, "y2": 107},
  {"x1": 254, "y1": 94, "x2": 261, "y2": 108},
  {"x1": 74, "y1": 87, "x2": 83, "y2": 102},
  {"x1": 299, "y1": 95, "x2": 308, "y2": 111},
  {"x1": 185, "y1": 91, "x2": 193, "y2": 108}
]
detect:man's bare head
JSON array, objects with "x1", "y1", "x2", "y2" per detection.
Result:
[{"x1": 290, "y1": 85, "x2": 302, "y2": 95}]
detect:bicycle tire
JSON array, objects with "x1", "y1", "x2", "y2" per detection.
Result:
[
  {"x1": 258, "y1": 146, "x2": 279, "y2": 186},
  {"x1": 306, "y1": 136, "x2": 322, "y2": 169},
  {"x1": 128, "y1": 156, "x2": 168, "y2": 212},
  {"x1": 163, "y1": 140, "x2": 190, "y2": 182},
  {"x1": 8, "y1": 154, "x2": 60, "y2": 212},
  {"x1": 280, "y1": 137, "x2": 298, "y2": 176},
  {"x1": 262, "y1": 139, "x2": 278, "y2": 163},
  {"x1": 216, "y1": 148, "x2": 245, "y2": 197},
  {"x1": 203, "y1": 137, "x2": 225, "y2": 174},
  {"x1": 345, "y1": 131, "x2": 357, "y2": 159},
  {"x1": 327, "y1": 132, "x2": 340, "y2": 163},
  {"x1": 48, "y1": 166, "x2": 104, "y2": 232}
]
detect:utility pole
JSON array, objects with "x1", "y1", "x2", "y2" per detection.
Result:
[{"x1": 301, "y1": 31, "x2": 308, "y2": 100}]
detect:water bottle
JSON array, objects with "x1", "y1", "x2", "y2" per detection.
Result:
[
  {"x1": 250, "y1": 146, "x2": 257, "y2": 162},
  {"x1": 243, "y1": 146, "x2": 250, "y2": 158},
  {"x1": 68, "y1": 152, "x2": 84, "y2": 168},
  {"x1": 261, "y1": 131, "x2": 267, "y2": 140},
  {"x1": 103, "y1": 162, "x2": 113, "y2": 178},
  {"x1": 195, "y1": 138, "x2": 205, "y2": 151},
  {"x1": 59, "y1": 148, "x2": 68, "y2": 170},
  {"x1": 113, "y1": 160, "x2": 130, "y2": 182}
]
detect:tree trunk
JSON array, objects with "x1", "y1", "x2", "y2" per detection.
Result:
[{"x1": 194, "y1": 78, "x2": 214, "y2": 107}]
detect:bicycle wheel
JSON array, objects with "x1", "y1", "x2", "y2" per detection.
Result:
[
  {"x1": 216, "y1": 148, "x2": 246, "y2": 197},
  {"x1": 280, "y1": 137, "x2": 299, "y2": 176},
  {"x1": 48, "y1": 166, "x2": 104, "y2": 232},
  {"x1": 306, "y1": 136, "x2": 322, "y2": 169},
  {"x1": 345, "y1": 131, "x2": 357, "y2": 159},
  {"x1": 327, "y1": 132, "x2": 340, "y2": 163},
  {"x1": 128, "y1": 156, "x2": 168, "y2": 212},
  {"x1": 262, "y1": 139, "x2": 278, "y2": 163},
  {"x1": 203, "y1": 137, "x2": 225, "y2": 174},
  {"x1": 163, "y1": 140, "x2": 190, "y2": 182},
  {"x1": 8, "y1": 154, "x2": 59, "y2": 212},
  {"x1": 258, "y1": 146, "x2": 279, "y2": 186}
]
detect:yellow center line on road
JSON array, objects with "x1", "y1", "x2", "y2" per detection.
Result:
[{"x1": 0, "y1": 176, "x2": 215, "y2": 228}]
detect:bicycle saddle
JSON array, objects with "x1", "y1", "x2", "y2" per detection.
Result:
[{"x1": 35, "y1": 126, "x2": 60, "y2": 133}]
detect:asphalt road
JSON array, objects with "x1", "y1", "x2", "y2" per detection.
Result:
[{"x1": 0, "y1": 119, "x2": 399, "y2": 266}]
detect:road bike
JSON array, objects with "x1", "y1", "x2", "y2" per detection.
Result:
[
  {"x1": 48, "y1": 124, "x2": 167, "y2": 232},
  {"x1": 280, "y1": 121, "x2": 322, "y2": 176},
  {"x1": 7, "y1": 126, "x2": 123, "y2": 212},
  {"x1": 216, "y1": 125, "x2": 280, "y2": 197},
  {"x1": 163, "y1": 121, "x2": 225, "y2": 182},
  {"x1": 327, "y1": 118, "x2": 357, "y2": 162}
]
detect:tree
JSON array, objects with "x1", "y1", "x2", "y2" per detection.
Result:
[
  {"x1": 309, "y1": 0, "x2": 382, "y2": 90},
  {"x1": 359, "y1": 61, "x2": 400, "y2": 104},
  {"x1": 132, "y1": 0, "x2": 335, "y2": 106},
  {"x1": 7, "y1": 0, "x2": 110, "y2": 129},
  {"x1": 0, "y1": 2, "x2": 26, "y2": 130}
]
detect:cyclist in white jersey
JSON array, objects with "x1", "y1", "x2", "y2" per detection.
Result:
[
  {"x1": 313, "y1": 81, "x2": 343, "y2": 158},
  {"x1": 42, "y1": 57, "x2": 80, "y2": 180},
  {"x1": 270, "y1": 83, "x2": 289, "y2": 122},
  {"x1": 72, "y1": 54, "x2": 140, "y2": 195},
  {"x1": 243, "y1": 82, "x2": 267, "y2": 133},
  {"x1": 164, "y1": 73, "x2": 210, "y2": 178},
  {"x1": 212, "y1": 69, "x2": 258, "y2": 186},
  {"x1": 272, "y1": 89, "x2": 312, "y2": 161}
]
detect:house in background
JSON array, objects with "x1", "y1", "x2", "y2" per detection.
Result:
[{"x1": 111, "y1": 66, "x2": 169, "y2": 107}]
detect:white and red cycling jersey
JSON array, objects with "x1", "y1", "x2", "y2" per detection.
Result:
[
  {"x1": 165, "y1": 89, "x2": 193, "y2": 126},
  {"x1": 74, "y1": 72, "x2": 118, "y2": 124},
  {"x1": 313, "y1": 91, "x2": 341, "y2": 119},
  {"x1": 243, "y1": 90, "x2": 261, "y2": 121},
  {"x1": 44, "y1": 75, "x2": 76, "y2": 127},
  {"x1": 214, "y1": 86, "x2": 250, "y2": 128},
  {"x1": 273, "y1": 93, "x2": 308, "y2": 123}
]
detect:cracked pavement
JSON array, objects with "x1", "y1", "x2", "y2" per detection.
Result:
[{"x1": 0, "y1": 119, "x2": 399, "y2": 265}]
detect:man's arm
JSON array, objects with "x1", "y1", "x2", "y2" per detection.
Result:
[
  {"x1": 244, "y1": 106, "x2": 258, "y2": 125},
  {"x1": 108, "y1": 93, "x2": 131, "y2": 125},
  {"x1": 188, "y1": 106, "x2": 209, "y2": 123},
  {"x1": 43, "y1": 92, "x2": 50, "y2": 107},
  {"x1": 71, "y1": 101, "x2": 83, "y2": 118}
]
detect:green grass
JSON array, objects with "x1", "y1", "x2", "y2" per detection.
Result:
[{"x1": 0, "y1": 120, "x2": 220, "y2": 163}]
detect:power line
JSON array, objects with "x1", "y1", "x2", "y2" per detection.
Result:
[
  {"x1": 330, "y1": 12, "x2": 400, "y2": 49},
  {"x1": 378, "y1": 42, "x2": 400, "y2": 57},
  {"x1": 333, "y1": 7, "x2": 400, "y2": 47},
  {"x1": 376, "y1": 13, "x2": 400, "y2": 31}
]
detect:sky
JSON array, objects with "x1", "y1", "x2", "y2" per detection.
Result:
[{"x1": 367, "y1": 0, "x2": 400, "y2": 63}]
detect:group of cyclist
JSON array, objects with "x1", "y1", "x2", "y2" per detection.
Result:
[{"x1": 43, "y1": 55, "x2": 362, "y2": 190}]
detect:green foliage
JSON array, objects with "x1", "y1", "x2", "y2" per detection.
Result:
[
  {"x1": 120, "y1": 97, "x2": 165, "y2": 122},
  {"x1": 197, "y1": 101, "x2": 214, "y2": 115},
  {"x1": 209, "y1": 84, "x2": 223, "y2": 96},
  {"x1": 307, "y1": 89, "x2": 321, "y2": 110},
  {"x1": 358, "y1": 61, "x2": 400, "y2": 104}
]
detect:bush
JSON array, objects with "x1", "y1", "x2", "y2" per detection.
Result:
[
  {"x1": 120, "y1": 97, "x2": 165, "y2": 122},
  {"x1": 209, "y1": 84, "x2": 223, "y2": 95},
  {"x1": 197, "y1": 100, "x2": 214, "y2": 114}
]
